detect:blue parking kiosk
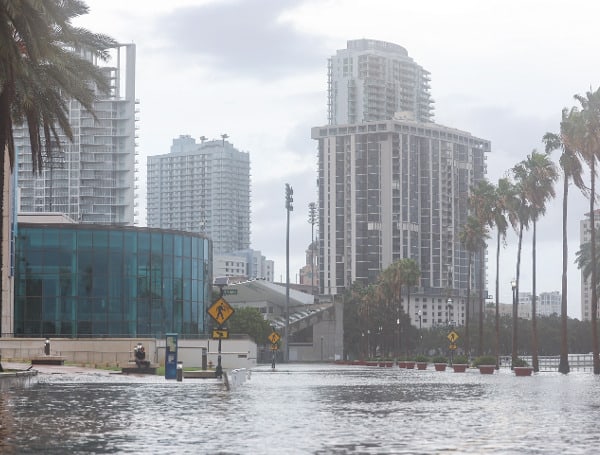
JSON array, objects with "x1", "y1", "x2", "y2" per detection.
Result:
[{"x1": 165, "y1": 333, "x2": 178, "y2": 379}]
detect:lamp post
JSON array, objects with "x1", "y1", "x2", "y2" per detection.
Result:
[
  {"x1": 284, "y1": 184, "x2": 293, "y2": 362},
  {"x1": 396, "y1": 317, "x2": 400, "y2": 359},
  {"x1": 446, "y1": 298, "x2": 453, "y2": 326},
  {"x1": 511, "y1": 278, "x2": 517, "y2": 368},
  {"x1": 308, "y1": 202, "x2": 317, "y2": 296},
  {"x1": 418, "y1": 310, "x2": 422, "y2": 354}
]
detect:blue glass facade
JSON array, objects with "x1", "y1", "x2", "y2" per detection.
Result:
[{"x1": 14, "y1": 224, "x2": 212, "y2": 338}]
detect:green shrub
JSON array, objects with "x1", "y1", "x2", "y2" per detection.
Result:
[
  {"x1": 414, "y1": 355, "x2": 429, "y2": 363},
  {"x1": 473, "y1": 355, "x2": 497, "y2": 367},
  {"x1": 512, "y1": 357, "x2": 529, "y2": 367},
  {"x1": 452, "y1": 355, "x2": 469, "y2": 364},
  {"x1": 432, "y1": 355, "x2": 447, "y2": 364}
]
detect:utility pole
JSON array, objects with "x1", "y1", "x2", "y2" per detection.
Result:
[
  {"x1": 285, "y1": 183, "x2": 293, "y2": 362},
  {"x1": 308, "y1": 202, "x2": 317, "y2": 296}
]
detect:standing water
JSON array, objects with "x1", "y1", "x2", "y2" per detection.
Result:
[{"x1": 1, "y1": 363, "x2": 600, "y2": 454}]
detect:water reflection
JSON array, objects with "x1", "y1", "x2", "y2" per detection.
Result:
[{"x1": 1, "y1": 364, "x2": 600, "y2": 453}]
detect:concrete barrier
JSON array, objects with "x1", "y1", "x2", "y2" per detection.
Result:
[
  {"x1": 0, "y1": 370, "x2": 38, "y2": 392},
  {"x1": 223, "y1": 368, "x2": 250, "y2": 391}
]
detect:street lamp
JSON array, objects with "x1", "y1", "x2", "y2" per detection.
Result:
[
  {"x1": 446, "y1": 298, "x2": 453, "y2": 326},
  {"x1": 511, "y1": 278, "x2": 517, "y2": 368},
  {"x1": 418, "y1": 310, "x2": 422, "y2": 353},
  {"x1": 284, "y1": 184, "x2": 293, "y2": 362}
]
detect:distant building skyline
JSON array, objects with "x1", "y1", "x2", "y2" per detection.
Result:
[
  {"x1": 580, "y1": 211, "x2": 600, "y2": 321},
  {"x1": 14, "y1": 44, "x2": 138, "y2": 225},
  {"x1": 328, "y1": 39, "x2": 434, "y2": 125},
  {"x1": 147, "y1": 135, "x2": 251, "y2": 255}
]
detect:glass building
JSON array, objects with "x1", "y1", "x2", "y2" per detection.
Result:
[{"x1": 14, "y1": 223, "x2": 212, "y2": 338}]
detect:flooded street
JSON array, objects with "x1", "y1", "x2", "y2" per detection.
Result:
[{"x1": 1, "y1": 363, "x2": 600, "y2": 454}]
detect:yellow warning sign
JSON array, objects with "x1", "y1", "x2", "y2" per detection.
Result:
[
  {"x1": 207, "y1": 297, "x2": 235, "y2": 325},
  {"x1": 447, "y1": 331, "x2": 459, "y2": 343},
  {"x1": 268, "y1": 331, "x2": 281, "y2": 344},
  {"x1": 212, "y1": 328, "x2": 229, "y2": 339}
]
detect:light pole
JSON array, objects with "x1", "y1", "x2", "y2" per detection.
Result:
[
  {"x1": 284, "y1": 184, "x2": 293, "y2": 362},
  {"x1": 308, "y1": 202, "x2": 317, "y2": 296},
  {"x1": 446, "y1": 298, "x2": 453, "y2": 326},
  {"x1": 418, "y1": 310, "x2": 422, "y2": 353},
  {"x1": 511, "y1": 278, "x2": 517, "y2": 368}
]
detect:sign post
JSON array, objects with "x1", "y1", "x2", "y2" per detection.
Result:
[
  {"x1": 207, "y1": 296, "x2": 235, "y2": 378},
  {"x1": 447, "y1": 330, "x2": 459, "y2": 365},
  {"x1": 268, "y1": 331, "x2": 281, "y2": 370}
]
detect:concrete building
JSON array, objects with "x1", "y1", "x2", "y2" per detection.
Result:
[
  {"x1": 328, "y1": 39, "x2": 434, "y2": 125},
  {"x1": 580, "y1": 210, "x2": 600, "y2": 321},
  {"x1": 14, "y1": 44, "x2": 139, "y2": 226},
  {"x1": 147, "y1": 135, "x2": 250, "y2": 255},
  {"x1": 213, "y1": 249, "x2": 274, "y2": 282},
  {"x1": 312, "y1": 117, "x2": 489, "y2": 327},
  {"x1": 299, "y1": 241, "x2": 319, "y2": 294}
]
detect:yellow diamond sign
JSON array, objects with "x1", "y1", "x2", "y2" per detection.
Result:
[
  {"x1": 268, "y1": 331, "x2": 281, "y2": 344},
  {"x1": 207, "y1": 297, "x2": 235, "y2": 325},
  {"x1": 447, "y1": 331, "x2": 459, "y2": 343}
]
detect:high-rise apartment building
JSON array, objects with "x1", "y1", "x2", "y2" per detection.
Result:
[
  {"x1": 580, "y1": 210, "x2": 600, "y2": 321},
  {"x1": 14, "y1": 44, "x2": 138, "y2": 225},
  {"x1": 328, "y1": 39, "x2": 434, "y2": 125},
  {"x1": 312, "y1": 119, "x2": 489, "y2": 300},
  {"x1": 147, "y1": 135, "x2": 251, "y2": 255}
]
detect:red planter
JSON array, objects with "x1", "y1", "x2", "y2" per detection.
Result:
[
  {"x1": 514, "y1": 367, "x2": 534, "y2": 376},
  {"x1": 404, "y1": 361, "x2": 415, "y2": 369},
  {"x1": 398, "y1": 361, "x2": 407, "y2": 368},
  {"x1": 478, "y1": 365, "x2": 495, "y2": 374},
  {"x1": 452, "y1": 364, "x2": 468, "y2": 373},
  {"x1": 434, "y1": 363, "x2": 447, "y2": 372},
  {"x1": 366, "y1": 361, "x2": 378, "y2": 367},
  {"x1": 416, "y1": 362, "x2": 428, "y2": 370}
]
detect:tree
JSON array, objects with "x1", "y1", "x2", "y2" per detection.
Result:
[
  {"x1": 469, "y1": 179, "x2": 496, "y2": 356},
  {"x1": 459, "y1": 215, "x2": 489, "y2": 358},
  {"x1": 517, "y1": 151, "x2": 558, "y2": 372},
  {"x1": 574, "y1": 88, "x2": 600, "y2": 375},
  {"x1": 0, "y1": 0, "x2": 116, "y2": 336},
  {"x1": 227, "y1": 307, "x2": 273, "y2": 345},
  {"x1": 510, "y1": 157, "x2": 534, "y2": 366},
  {"x1": 491, "y1": 178, "x2": 518, "y2": 367},
  {"x1": 543, "y1": 107, "x2": 587, "y2": 374}
]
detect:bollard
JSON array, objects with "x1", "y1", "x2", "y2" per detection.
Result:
[
  {"x1": 176, "y1": 361, "x2": 183, "y2": 382},
  {"x1": 202, "y1": 347, "x2": 207, "y2": 370},
  {"x1": 44, "y1": 338, "x2": 50, "y2": 356}
]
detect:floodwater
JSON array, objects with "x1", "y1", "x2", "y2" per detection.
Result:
[{"x1": 1, "y1": 363, "x2": 600, "y2": 454}]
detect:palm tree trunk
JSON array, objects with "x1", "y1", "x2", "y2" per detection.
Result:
[
  {"x1": 512, "y1": 222, "x2": 524, "y2": 366},
  {"x1": 559, "y1": 175, "x2": 570, "y2": 373},
  {"x1": 478, "y1": 247, "x2": 484, "y2": 356},
  {"x1": 495, "y1": 229, "x2": 501, "y2": 369},
  {"x1": 590, "y1": 160, "x2": 599, "y2": 375},
  {"x1": 531, "y1": 220, "x2": 539, "y2": 372},
  {"x1": 465, "y1": 254, "x2": 471, "y2": 359},
  {"x1": 0, "y1": 145, "x2": 4, "y2": 338}
]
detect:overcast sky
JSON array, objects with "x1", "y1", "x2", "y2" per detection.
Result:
[{"x1": 76, "y1": 0, "x2": 600, "y2": 318}]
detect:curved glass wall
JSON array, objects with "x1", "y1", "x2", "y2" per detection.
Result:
[{"x1": 14, "y1": 224, "x2": 212, "y2": 338}]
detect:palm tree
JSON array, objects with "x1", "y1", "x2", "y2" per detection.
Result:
[
  {"x1": 543, "y1": 107, "x2": 587, "y2": 374},
  {"x1": 469, "y1": 180, "x2": 496, "y2": 356},
  {"x1": 0, "y1": 0, "x2": 116, "y2": 336},
  {"x1": 459, "y1": 215, "x2": 489, "y2": 359},
  {"x1": 492, "y1": 178, "x2": 518, "y2": 368},
  {"x1": 510, "y1": 161, "x2": 533, "y2": 367},
  {"x1": 574, "y1": 88, "x2": 600, "y2": 375},
  {"x1": 517, "y1": 151, "x2": 558, "y2": 372}
]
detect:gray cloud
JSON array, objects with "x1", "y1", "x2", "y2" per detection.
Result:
[{"x1": 155, "y1": 0, "x2": 329, "y2": 79}]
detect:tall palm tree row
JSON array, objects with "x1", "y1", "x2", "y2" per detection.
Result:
[
  {"x1": 459, "y1": 215, "x2": 489, "y2": 358},
  {"x1": 468, "y1": 180, "x2": 497, "y2": 356},
  {"x1": 573, "y1": 88, "x2": 600, "y2": 375},
  {"x1": 516, "y1": 151, "x2": 558, "y2": 371},
  {"x1": 0, "y1": 0, "x2": 116, "y2": 336},
  {"x1": 543, "y1": 107, "x2": 587, "y2": 374}
]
